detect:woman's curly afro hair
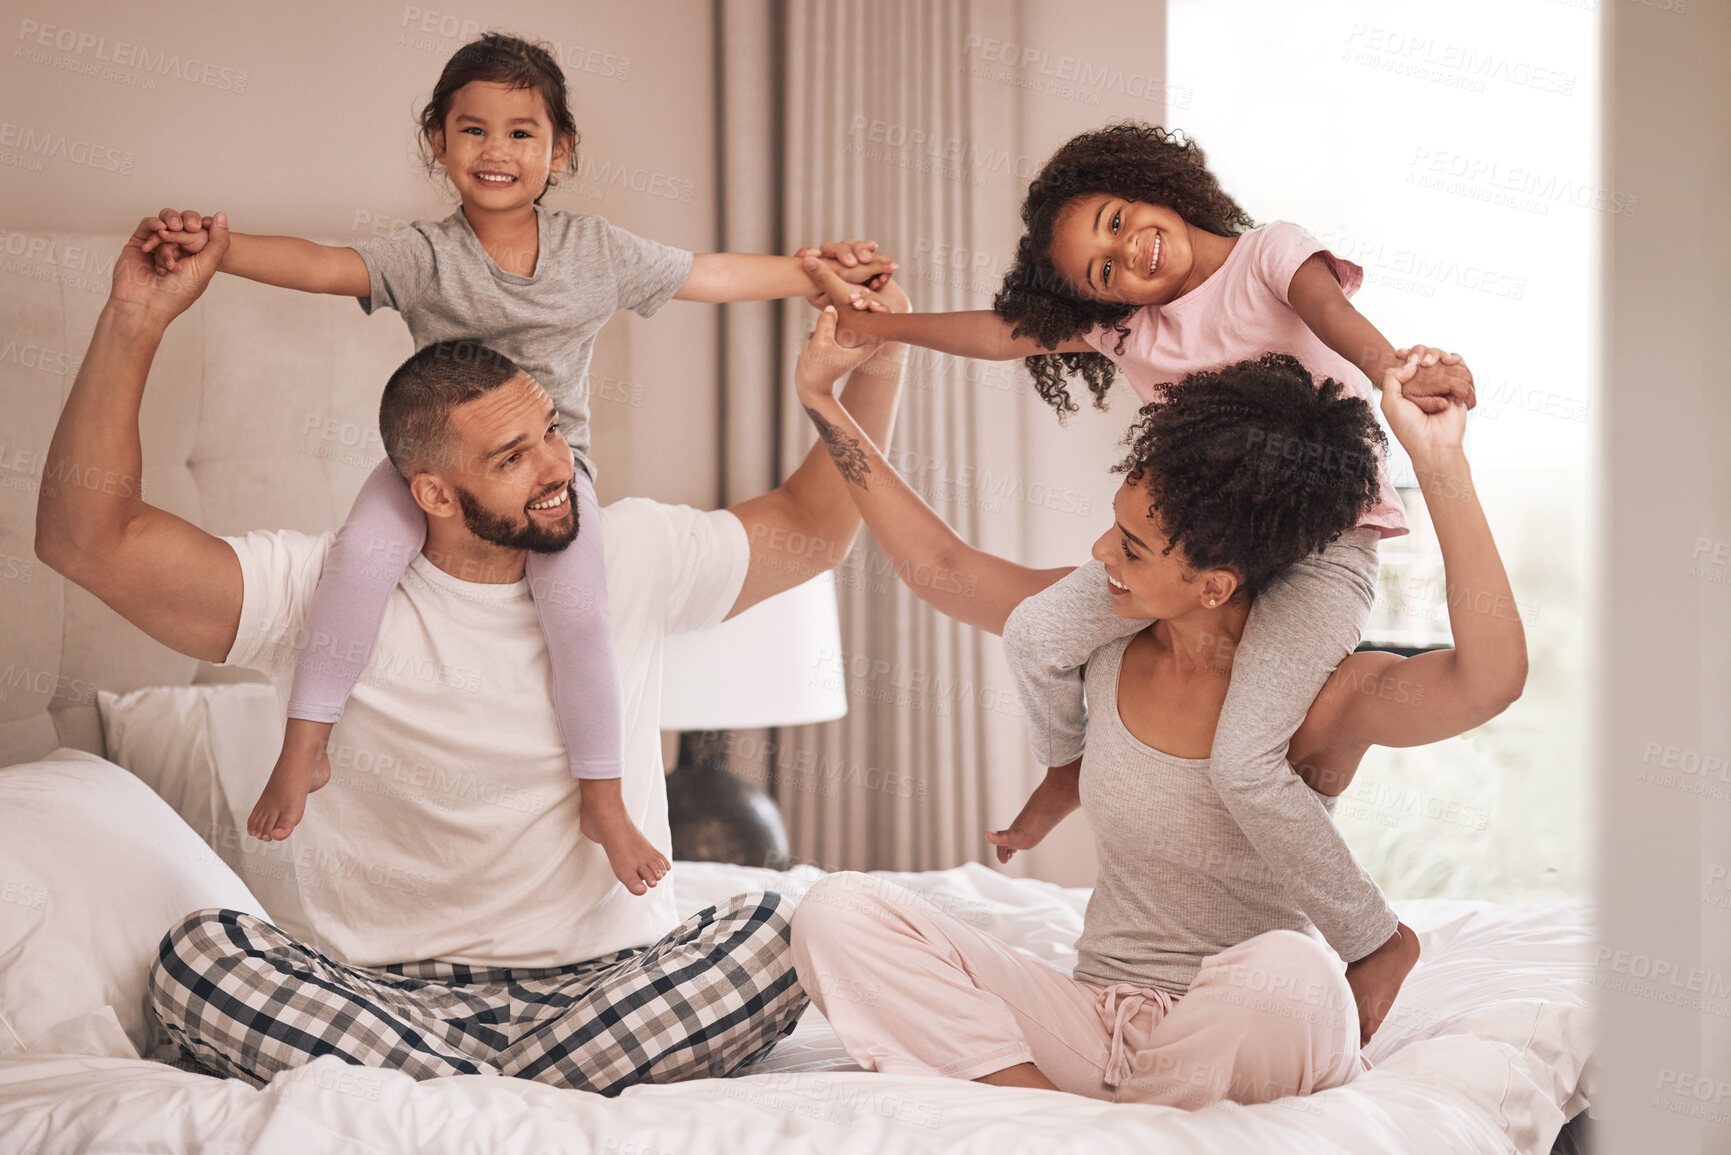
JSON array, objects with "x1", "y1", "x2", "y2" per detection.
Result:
[
  {"x1": 993, "y1": 123, "x2": 1254, "y2": 418},
  {"x1": 1116, "y1": 353, "x2": 1387, "y2": 601}
]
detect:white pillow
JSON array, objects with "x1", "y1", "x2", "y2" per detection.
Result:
[
  {"x1": 0, "y1": 749, "x2": 265, "y2": 1059},
  {"x1": 98, "y1": 685, "x2": 229, "y2": 846},
  {"x1": 99, "y1": 683, "x2": 312, "y2": 941}
]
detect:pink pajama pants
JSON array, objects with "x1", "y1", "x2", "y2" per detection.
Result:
[{"x1": 789, "y1": 873, "x2": 1364, "y2": 1110}]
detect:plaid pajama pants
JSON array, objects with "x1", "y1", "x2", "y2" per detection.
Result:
[{"x1": 147, "y1": 891, "x2": 807, "y2": 1094}]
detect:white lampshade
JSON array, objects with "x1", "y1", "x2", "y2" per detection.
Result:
[{"x1": 659, "y1": 572, "x2": 847, "y2": 730}]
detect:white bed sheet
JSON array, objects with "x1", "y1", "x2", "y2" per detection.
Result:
[{"x1": 0, "y1": 862, "x2": 1593, "y2": 1155}]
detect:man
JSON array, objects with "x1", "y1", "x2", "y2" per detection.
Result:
[{"x1": 34, "y1": 212, "x2": 906, "y2": 1092}]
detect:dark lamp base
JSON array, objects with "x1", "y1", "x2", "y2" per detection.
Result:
[{"x1": 665, "y1": 730, "x2": 790, "y2": 870}]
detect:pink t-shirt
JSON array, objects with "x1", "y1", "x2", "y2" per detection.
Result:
[{"x1": 1082, "y1": 221, "x2": 1407, "y2": 538}]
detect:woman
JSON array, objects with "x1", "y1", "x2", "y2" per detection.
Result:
[{"x1": 786, "y1": 310, "x2": 1526, "y2": 1110}]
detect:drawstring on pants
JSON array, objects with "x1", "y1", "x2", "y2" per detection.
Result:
[{"x1": 1098, "y1": 983, "x2": 1177, "y2": 1088}]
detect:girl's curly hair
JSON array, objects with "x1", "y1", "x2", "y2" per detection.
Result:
[
  {"x1": 418, "y1": 32, "x2": 580, "y2": 204},
  {"x1": 993, "y1": 123, "x2": 1254, "y2": 418},
  {"x1": 1115, "y1": 353, "x2": 1387, "y2": 601}
]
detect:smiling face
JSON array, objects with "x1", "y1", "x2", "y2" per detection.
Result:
[
  {"x1": 441, "y1": 371, "x2": 578, "y2": 554},
  {"x1": 432, "y1": 80, "x2": 572, "y2": 212},
  {"x1": 1048, "y1": 193, "x2": 1199, "y2": 307},
  {"x1": 1091, "y1": 476, "x2": 1239, "y2": 619}
]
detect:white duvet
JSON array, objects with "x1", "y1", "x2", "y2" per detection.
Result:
[{"x1": 0, "y1": 862, "x2": 1592, "y2": 1155}]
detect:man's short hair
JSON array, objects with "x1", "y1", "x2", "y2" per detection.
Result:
[{"x1": 379, "y1": 340, "x2": 524, "y2": 477}]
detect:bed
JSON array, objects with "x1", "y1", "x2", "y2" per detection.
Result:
[
  {"x1": 1, "y1": 234, "x2": 1592, "y2": 1153},
  {"x1": 0, "y1": 724, "x2": 1593, "y2": 1155}
]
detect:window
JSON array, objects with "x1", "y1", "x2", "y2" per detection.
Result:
[{"x1": 1169, "y1": 0, "x2": 1595, "y2": 899}]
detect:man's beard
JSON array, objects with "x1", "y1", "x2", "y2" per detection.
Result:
[{"x1": 455, "y1": 481, "x2": 579, "y2": 553}]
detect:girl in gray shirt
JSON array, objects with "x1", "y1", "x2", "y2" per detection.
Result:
[{"x1": 141, "y1": 33, "x2": 894, "y2": 893}]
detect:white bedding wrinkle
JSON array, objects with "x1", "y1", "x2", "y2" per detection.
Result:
[{"x1": 0, "y1": 862, "x2": 1592, "y2": 1155}]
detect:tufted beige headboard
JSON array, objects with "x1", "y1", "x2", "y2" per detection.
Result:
[{"x1": 0, "y1": 233, "x2": 632, "y2": 767}]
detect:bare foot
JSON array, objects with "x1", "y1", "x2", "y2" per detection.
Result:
[
  {"x1": 578, "y1": 778, "x2": 670, "y2": 896},
  {"x1": 248, "y1": 719, "x2": 333, "y2": 842},
  {"x1": 1345, "y1": 922, "x2": 1422, "y2": 1044}
]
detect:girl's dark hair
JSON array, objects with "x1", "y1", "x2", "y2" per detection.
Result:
[
  {"x1": 418, "y1": 32, "x2": 580, "y2": 203},
  {"x1": 1115, "y1": 353, "x2": 1386, "y2": 601},
  {"x1": 993, "y1": 123, "x2": 1254, "y2": 417}
]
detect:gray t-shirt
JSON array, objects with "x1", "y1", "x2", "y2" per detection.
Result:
[
  {"x1": 351, "y1": 206, "x2": 694, "y2": 476},
  {"x1": 1071, "y1": 633, "x2": 1341, "y2": 993},
  {"x1": 1004, "y1": 550, "x2": 1398, "y2": 966}
]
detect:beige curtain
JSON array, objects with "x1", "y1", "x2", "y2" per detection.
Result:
[
  {"x1": 767, "y1": 0, "x2": 1033, "y2": 873},
  {"x1": 712, "y1": 0, "x2": 1146, "y2": 880}
]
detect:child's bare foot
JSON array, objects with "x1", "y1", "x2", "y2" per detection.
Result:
[
  {"x1": 1345, "y1": 922, "x2": 1422, "y2": 1045},
  {"x1": 248, "y1": 719, "x2": 333, "y2": 842},
  {"x1": 578, "y1": 778, "x2": 670, "y2": 896}
]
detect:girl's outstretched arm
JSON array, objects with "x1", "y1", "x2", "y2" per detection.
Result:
[
  {"x1": 1288, "y1": 254, "x2": 1467, "y2": 411},
  {"x1": 803, "y1": 258, "x2": 1096, "y2": 360},
  {"x1": 792, "y1": 307, "x2": 1070, "y2": 634},
  {"x1": 675, "y1": 244, "x2": 896, "y2": 303},
  {"x1": 145, "y1": 208, "x2": 369, "y2": 296},
  {"x1": 1327, "y1": 350, "x2": 1527, "y2": 749},
  {"x1": 1287, "y1": 254, "x2": 1402, "y2": 385}
]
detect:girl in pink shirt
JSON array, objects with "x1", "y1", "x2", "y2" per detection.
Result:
[{"x1": 802, "y1": 123, "x2": 1476, "y2": 950}]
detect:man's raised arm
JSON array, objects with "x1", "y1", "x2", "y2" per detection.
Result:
[
  {"x1": 723, "y1": 279, "x2": 912, "y2": 618},
  {"x1": 35, "y1": 213, "x2": 244, "y2": 663}
]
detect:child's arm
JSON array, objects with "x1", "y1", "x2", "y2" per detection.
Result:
[
  {"x1": 1287, "y1": 254, "x2": 1473, "y2": 411},
  {"x1": 217, "y1": 234, "x2": 370, "y2": 296},
  {"x1": 984, "y1": 757, "x2": 1081, "y2": 863},
  {"x1": 802, "y1": 257, "x2": 1097, "y2": 360},
  {"x1": 674, "y1": 243, "x2": 897, "y2": 304},
  {"x1": 145, "y1": 209, "x2": 369, "y2": 296}
]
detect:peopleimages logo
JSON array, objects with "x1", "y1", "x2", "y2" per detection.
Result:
[
  {"x1": 1342, "y1": 25, "x2": 1577, "y2": 97},
  {"x1": 1407, "y1": 146, "x2": 1639, "y2": 217},
  {"x1": 396, "y1": 7, "x2": 632, "y2": 82},
  {"x1": 848, "y1": 117, "x2": 1042, "y2": 182},
  {"x1": 960, "y1": 34, "x2": 1194, "y2": 109},
  {"x1": 0, "y1": 122, "x2": 133, "y2": 175},
  {"x1": 16, "y1": 19, "x2": 250, "y2": 92}
]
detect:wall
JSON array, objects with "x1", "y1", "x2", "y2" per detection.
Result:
[
  {"x1": 1599, "y1": 2, "x2": 1731, "y2": 1150},
  {"x1": 0, "y1": 0, "x2": 723, "y2": 508},
  {"x1": 1162, "y1": 0, "x2": 1598, "y2": 903}
]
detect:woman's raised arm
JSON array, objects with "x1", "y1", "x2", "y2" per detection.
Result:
[
  {"x1": 793, "y1": 303, "x2": 1071, "y2": 635},
  {"x1": 1328, "y1": 351, "x2": 1528, "y2": 749}
]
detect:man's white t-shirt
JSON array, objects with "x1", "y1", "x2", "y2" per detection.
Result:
[{"x1": 220, "y1": 498, "x2": 751, "y2": 969}]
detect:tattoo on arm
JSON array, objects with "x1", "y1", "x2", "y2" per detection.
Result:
[{"x1": 806, "y1": 407, "x2": 871, "y2": 489}]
